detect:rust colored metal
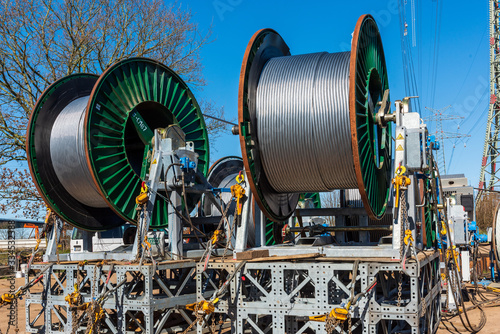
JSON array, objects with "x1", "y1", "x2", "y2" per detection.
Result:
[
  {"x1": 349, "y1": 14, "x2": 377, "y2": 220},
  {"x1": 238, "y1": 29, "x2": 275, "y2": 221}
]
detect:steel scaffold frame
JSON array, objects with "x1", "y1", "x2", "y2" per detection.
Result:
[
  {"x1": 197, "y1": 252, "x2": 440, "y2": 334},
  {"x1": 25, "y1": 261, "x2": 197, "y2": 334}
]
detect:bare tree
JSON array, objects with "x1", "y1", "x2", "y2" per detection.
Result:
[
  {"x1": 475, "y1": 192, "x2": 500, "y2": 232},
  {"x1": 0, "y1": 0, "x2": 226, "y2": 219},
  {"x1": 0, "y1": 168, "x2": 42, "y2": 219}
]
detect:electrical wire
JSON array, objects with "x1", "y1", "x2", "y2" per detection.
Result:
[
  {"x1": 202, "y1": 114, "x2": 236, "y2": 126},
  {"x1": 49, "y1": 96, "x2": 108, "y2": 208},
  {"x1": 398, "y1": 0, "x2": 422, "y2": 116},
  {"x1": 429, "y1": 0, "x2": 444, "y2": 109},
  {"x1": 256, "y1": 51, "x2": 358, "y2": 193},
  {"x1": 447, "y1": 101, "x2": 488, "y2": 171},
  {"x1": 451, "y1": 26, "x2": 488, "y2": 107},
  {"x1": 431, "y1": 156, "x2": 487, "y2": 333}
]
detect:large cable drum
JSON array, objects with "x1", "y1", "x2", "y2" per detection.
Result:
[
  {"x1": 27, "y1": 58, "x2": 209, "y2": 231},
  {"x1": 238, "y1": 14, "x2": 392, "y2": 222},
  {"x1": 493, "y1": 202, "x2": 500, "y2": 270}
]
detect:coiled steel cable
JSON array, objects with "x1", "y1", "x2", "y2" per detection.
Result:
[
  {"x1": 50, "y1": 96, "x2": 108, "y2": 208},
  {"x1": 256, "y1": 51, "x2": 357, "y2": 193}
]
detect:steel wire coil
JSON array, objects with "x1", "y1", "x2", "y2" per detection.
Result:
[
  {"x1": 256, "y1": 51, "x2": 357, "y2": 193},
  {"x1": 50, "y1": 96, "x2": 108, "y2": 208}
]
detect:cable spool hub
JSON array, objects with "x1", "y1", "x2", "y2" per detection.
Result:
[
  {"x1": 27, "y1": 58, "x2": 209, "y2": 231},
  {"x1": 239, "y1": 15, "x2": 392, "y2": 222}
]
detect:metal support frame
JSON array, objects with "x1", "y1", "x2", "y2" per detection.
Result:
[
  {"x1": 364, "y1": 252, "x2": 441, "y2": 334},
  {"x1": 195, "y1": 261, "x2": 239, "y2": 334},
  {"x1": 234, "y1": 181, "x2": 252, "y2": 254},
  {"x1": 26, "y1": 261, "x2": 197, "y2": 334},
  {"x1": 235, "y1": 261, "x2": 367, "y2": 334},
  {"x1": 198, "y1": 252, "x2": 440, "y2": 334},
  {"x1": 43, "y1": 218, "x2": 63, "y2": 262}
]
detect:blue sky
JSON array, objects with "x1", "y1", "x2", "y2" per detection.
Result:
[{"x1": 187, "y1": 0, "x2": 489, "y2": 188}]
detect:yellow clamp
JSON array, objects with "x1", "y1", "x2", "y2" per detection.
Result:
[
  {"x1": 309, "y1": 308, "x2": 348, "y2": 322},
  {"x1": 445, "y1": 247, "x2": 459, "y2": 260},
  {"x1": 451, "y1": 246, "x2": 460, "y2": 272},
  {"x1": 404, "y1": 230, "x2": 414, "y2": 246},
  {"x1": 0, "y1": 293, "x2": 15, "y2": 305},
  {"x1": 211, "y1": 230, "x2": 221, "y2": 245},
  {"x1": 186, "y1": 298, "x2": 219, "y2": 315},
  {"x1": 78, "y1": 260, "x2": 88, "y2": 267},
  {"x1": 95, "y1": 307, "x2": 105, "y2": 320},
  {"x1": 44, "y1": 207, "x2": 52, "y2": 224},
  {"x1": 142, "y1": 236, "x2": 151, "y2": 250},
  {"x1": 236, "y1": 172, "x2": 245, "y2": 184},
  {"x1": 392, "y1": 166, "x2": 411, "y2": 208},
  {"x1": 65, "y1": 283, "x2": 82, "y2": 307},
  {"x1": 231, "y1": 184, "x2": 246, "y2": 216},
  {"x1": 77, "y1": 302, "x2": 90, "y2": 311},
  {"x1": 136, "y1": 183, "x2": 149, "y2": 205},
  {"x1": 440, "y1": 221, "x2": 447, "y2": 235},
  {"x1": 88, "y1": 306, "x2": 106, "y2": 334},
  {"x1": 441, "y1": 273, "x2": 446, "y2": 281},
  {"x1": 96, "y1": 260, "x2": 108, "y2": 268}
]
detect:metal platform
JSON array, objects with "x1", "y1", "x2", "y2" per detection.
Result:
[
  {"x1": 26, "y1": 260, "x2": 197, "y2": 334},
  {"x1": 197, "y1": 251, "x2": 440, "y2": 334}
]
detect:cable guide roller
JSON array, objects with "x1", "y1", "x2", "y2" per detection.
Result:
[
  {"x1": 238, "y1": 14, "x2": 392, "y2": 222},
  {"x1": 27, "y1": 58, "x2": 209, "y2": 231}
]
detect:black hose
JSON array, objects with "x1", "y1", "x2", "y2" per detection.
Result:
[{"x1": 432, "y1": 156, "x2": 487, "y2": 333}]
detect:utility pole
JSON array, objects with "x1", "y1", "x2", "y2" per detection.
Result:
[
  {"x1": 424, "y1": 106, "x2": 470, "y2": 174},
  {"x1": 478, "y1": 0, "x2": 500, "y2": 198}
]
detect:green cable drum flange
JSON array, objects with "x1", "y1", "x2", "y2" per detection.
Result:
[
  {"x1": 27, "y1": 58, "x2": 209, "y2": 231},
  {"x1": 423, "y1": 176, "x2": 436, "y2": 247},
  {"x1": 238, "y1": 14, "x2": 392, "y2": 222},
  {"x1": 86, "y1": 58, "x2": 209, "y2": 229}
]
